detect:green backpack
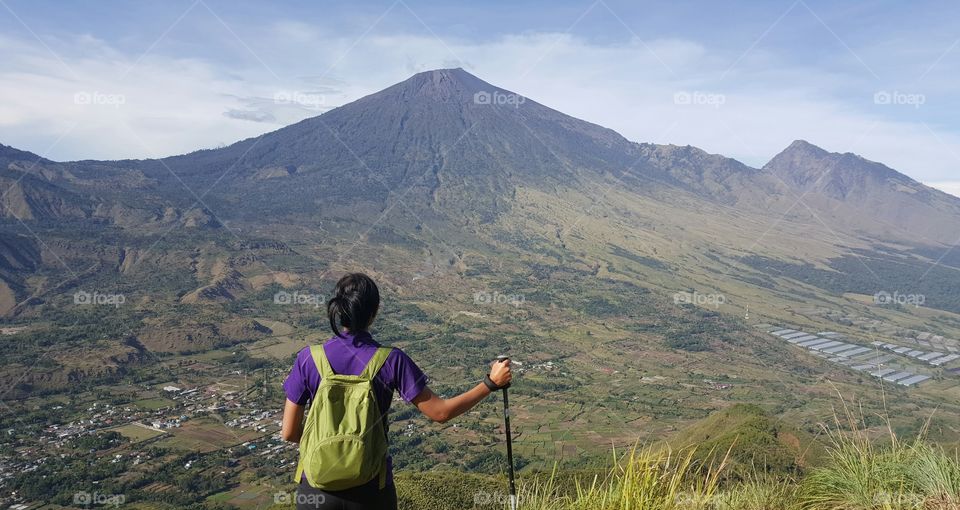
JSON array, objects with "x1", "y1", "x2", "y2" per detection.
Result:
[{"x1": 295, "y1": 344, "x2": 392, "y2": 490}]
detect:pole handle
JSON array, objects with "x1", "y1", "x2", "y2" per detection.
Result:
[{"x1": 493, "y1": 355, "x2": 511, "y2": 389}]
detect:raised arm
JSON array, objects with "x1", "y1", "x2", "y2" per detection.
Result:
[{"x1": 413, "y1": 358, "x2": 512, "y2": 423}]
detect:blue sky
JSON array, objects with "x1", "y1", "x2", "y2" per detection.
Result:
[{"x1": 1, "y1": 0, "x2": 958, "y2": 195}]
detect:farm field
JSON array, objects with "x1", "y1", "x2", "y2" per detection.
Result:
[{"x1": 110, "y1": 423, "x2": 166, "y2": 443}]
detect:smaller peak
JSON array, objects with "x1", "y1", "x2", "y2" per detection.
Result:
[
  {"x1": 766, "y1": 138, "x2": 907, "y2": 187},
  {"x1": 764, "y1": 140, "x2": 829, "y2": 169},
  {"x1": 784, "y1": 139, "x2": 826, "y2": 153}
]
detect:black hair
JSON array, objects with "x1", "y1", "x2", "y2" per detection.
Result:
[{"x1": 327, "y1": 273, "x2": 380, "y2": 338}]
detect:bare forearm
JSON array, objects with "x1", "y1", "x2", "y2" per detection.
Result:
[
  {"x1": 415, "y1": 359, "x2": 512, "y2": 423},
  {"x1": 441, "y1": 382, "x2": 493, "y2": 422},
  {"x1": 282, "y1": 399, "x2": 305, "y2": 442},
  {"x1": 415, "y1": 383, "x2": 493, "y2": 423},
  {"x1": 283, "y1": 425, "x2": 303, "y2": 443}
]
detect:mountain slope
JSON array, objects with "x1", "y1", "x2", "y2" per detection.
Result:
[{"x1": 0, "y1": 170, "x2": 93, "y2": 221}]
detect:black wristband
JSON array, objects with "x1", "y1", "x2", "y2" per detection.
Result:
[{"x1": 483, "y1": 374, "x2": 500, "y2": 392}]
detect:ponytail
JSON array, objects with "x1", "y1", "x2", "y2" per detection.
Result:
[
  {"x1": 327, "y1": 273, "x2": 380, "y2": 338},
  {"x1": 327, "y1": 296, "x2": 345, "y2": 338}
]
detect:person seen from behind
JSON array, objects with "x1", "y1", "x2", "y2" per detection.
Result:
[{"x1": 281, "y1": 273, "x2": 513, "y2": 510}]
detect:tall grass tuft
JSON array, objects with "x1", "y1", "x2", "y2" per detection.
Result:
[
  {"x1": 909, "y1": 442, "x2": 960, "y2": 508},
  {"x1": 710, "y1": 473, "x2": 800, "y2": 510},
  {"x1": 799, "y1": 391, "x2": 960, "y2": 510},
  {"x1": 517, "y1": 443, "x2": 730, "y2": 510},
  {"x1": 514, "y1": 466, "x2": 564, "y2": 510}
]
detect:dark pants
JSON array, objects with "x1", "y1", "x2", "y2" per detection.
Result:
[{"x1": 296, "y1": 479, "x2": 398, "y2": 510}]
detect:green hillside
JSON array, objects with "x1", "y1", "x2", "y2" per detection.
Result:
[{"x1": 667, "y1": 404, "x2": 827, "y2": 478}]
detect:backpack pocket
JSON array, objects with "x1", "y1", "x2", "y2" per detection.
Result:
[{"x1": 301, "y1": 435, "x2": 383, "y2": 490}]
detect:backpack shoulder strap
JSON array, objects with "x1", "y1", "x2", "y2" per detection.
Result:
[
  {"x1": 359, "y1": 346, "x2": 393, "y2": 380},
  {"x1": 309, "y1": 344, "x2": 335, "y2": 379}
]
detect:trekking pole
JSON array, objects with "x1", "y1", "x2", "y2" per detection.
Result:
[{"x1": 495, "y1": 355, "x2": 517, "y2": 510}]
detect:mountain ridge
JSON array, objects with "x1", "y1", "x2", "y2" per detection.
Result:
[
  {"x1": 4, "y1": 69, "x2": 953, "y2": 235},
  {"x1": 3, "y1": 68, "x2": 960, "y2": 317}
]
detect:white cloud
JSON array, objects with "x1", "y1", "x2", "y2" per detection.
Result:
[{"x1": 0, "y1": 33, "x2": 348, "y2": 159}]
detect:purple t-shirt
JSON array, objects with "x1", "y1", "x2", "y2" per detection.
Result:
[{"x1": 283, "y1": 331, "x2": 428, "y2": 487}]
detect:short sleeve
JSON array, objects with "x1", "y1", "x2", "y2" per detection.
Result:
[
  {"x1": 389, "y1": 348, "x2": 429, "y2": 402},
  {"x1": 283, "y1": 348, "x2": 312, "y2": 405}
]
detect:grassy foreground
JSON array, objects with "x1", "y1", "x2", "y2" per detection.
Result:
[
  {"x1": 271, "y1": 402, "x2": 960, "y2": 510},
  {"x1": 508, "y1": 441, "x2": 958, "y2": 510},
  {"x1": 504, "y1": 403, "x2": 960, "y2": 510},
  {"x1": 392, "y1": 404, "x2": 960, "y2": 510}
]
